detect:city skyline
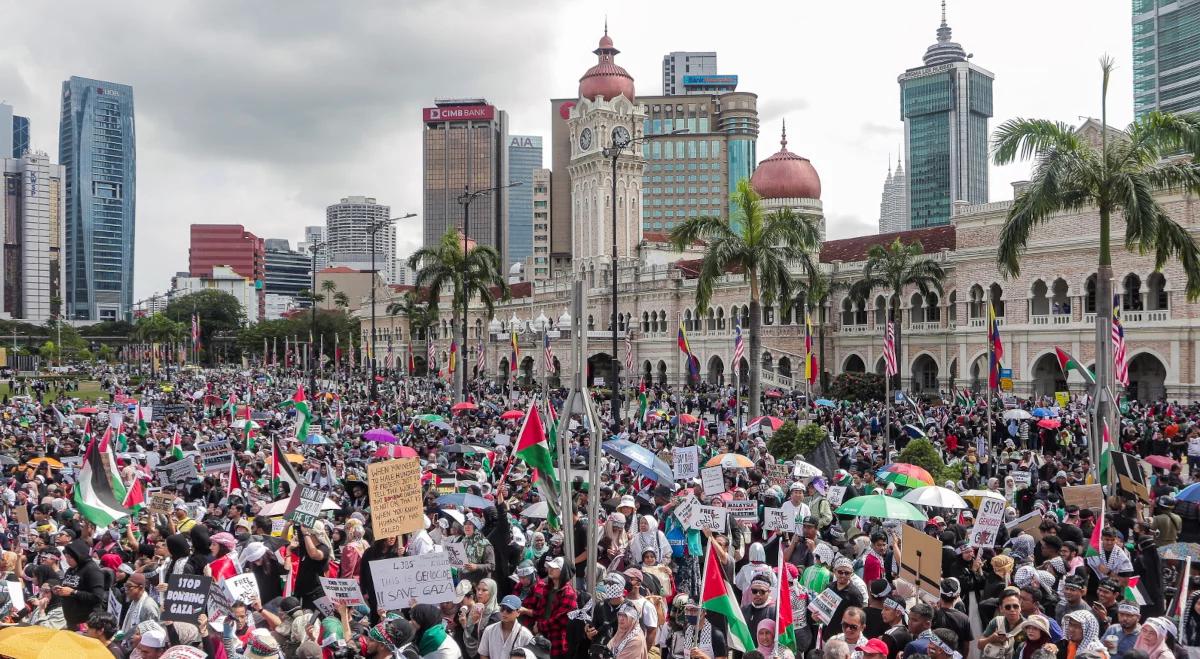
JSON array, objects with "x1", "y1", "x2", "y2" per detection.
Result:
[{"x1": 0, "y1": 0, "x2": 1132, "y2": 300}]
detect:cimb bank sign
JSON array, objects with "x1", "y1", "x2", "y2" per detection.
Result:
[{"x1": 423, "y1": 105, "x2": 495, "y2": 122}]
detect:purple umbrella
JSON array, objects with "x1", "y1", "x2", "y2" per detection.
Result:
[{"x1": 363, "y1": 428, "x2": 398, "y2": 443}]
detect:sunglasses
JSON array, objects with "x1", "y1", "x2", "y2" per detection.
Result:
[
  {"x1": 1003, "y1": 604, "x2": 1020, "y2": 610},
  {"x1": 836, "y1": 570, "x2": 853, "y2": 576},
  {"x1": 842, "y1": 623, "x2": 860, "y2": 631},
  {"x1": 751, "y1": 589, "x2": 768, "y2": 595}
]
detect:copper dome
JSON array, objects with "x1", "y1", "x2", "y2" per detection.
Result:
[
  {"x1": 750, "y1": 121, "x2": 821, "y2": 200},
  {"x1": 578, "y1": 31, "x2": 635, "y2": 102}
]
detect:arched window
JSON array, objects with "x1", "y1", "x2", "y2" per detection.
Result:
[
  {"x1": 910, "y1": 293, "x2": 924, "y2": 324},
  {"x1": 707, "y1": 309, "x2": 716, "y2": 331},
  {"x1": 587, "y1": 315, "x2": 595, "y2": 331},
  {"x1": 1123, "y1": 274, "x2": 1143, "y2": 311},
  {"x1": 1085, "y1": 274, "x2": 1098, "y2": 313},
  {"x1": 925, "y1": 292, "x2": 940, "y2": 322},
  {"x1": 1030, "y1": 279, "x2": 1049, "y2": 317},
  {"x1": 989, "y1": 283, "x2": 1005, "y2": 317},
  {"x1": 740, "y1": 305, "x2": 749, "y2": 327},
  {"x1": 642, "y1": 311, "x2": 650, "y2": 333},
  {"x1": 717, "y1": 307, "x2": 725, "y2": 330},
  {"x1": 842, "y1": 298, "x2": 854, "y2": 326},
  {"x1": 874, "y1": 295, "x2": 887, "y2": 325},
  {"x1": 969, "y1": 285, "x2": 985, "y2": 319},
  {"x1": 1147, "y1": 272, "x2": 1168, "y2": 311},
  {"x1": 763, "y1": 305, "x2": 774, "y2": 326},
  {"x1": 659, "y1": 309, "x2": 667, "y2": 332},
  {"x1": 948, "y1": 290, "x2": 957, "y2": 323},
  {"x1": 855, "y1": 300, "x2": 867, "y2": 326},
  {"x1": 1051, "y1": 278, "x2": 1070, "y2": 315},
  {"x1": 684, "y1": 309, "x2": 693, "y2": 332}
]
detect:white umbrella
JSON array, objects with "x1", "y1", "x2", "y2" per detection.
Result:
[
  {"x1": 1002, "y1": 409, "x2": 1033, "y2": 421},
  {"x1": 256, "y1": 496, "x2": 341, "y2": 517},
  {"x1": 519, "y1": 501, "x2": 550, "y2": 519},
  {"x1": 901, "y1": 485, "x2": 969, "y2": 509}
]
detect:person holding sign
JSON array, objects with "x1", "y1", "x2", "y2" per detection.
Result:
[{"x1": 290, "y1": 520, "x2": 333, "y2": 608}]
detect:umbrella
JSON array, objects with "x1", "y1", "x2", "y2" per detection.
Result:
[
  {"x1": 765, "y1": 390, "x2": 784, "y2": 399},
  {"x1": 1036, "y1": 419, "x2": 1061, "y2": 430},
  {"x1": 77, "y1": 406, "x2": 100, "y2": 414},
  {"x1": 902, "y1": 424, "x2": 927, "y2": 439},
  {"x1": 304, "y1": 434, "x2": 329, "y2": 445},
  {"x1": 283, "y1": 453, "x2": 304, "y2": 464},
  {"x1": 748, "y1": 416, "x2": 785, "y2": 431},
  {"x1": 1158, "y1": 542, "x2": 1200, "y2": 562},
  {"x1": 0, "y1": 455, "x2": 18, "y2": 466},
  {"x1": 1002, "y1": 409, "x2": 1033, "y2": 421},
  {"x1": 1144, "y1": 454, "x2": 1178, "y2": 470},
  {"x1": 436, "y1": 493, "x2": 494, "y2": 509},
  {"x1": 602, "y1": 439, "x2": 673, "y2": 483},
  {"x1": 416, "y1": 414, "x2": 445, "y2": 423},
  {"x1": 814, "y1": 399, "x2": 836, "y2": 408},
  {"x1": 500, "y1": 410, "x2": 524, "y2": 420},
  {"x1": 1177, "y1": 482, "x2": 1200, "y2": 503},
  {"x1": 792, "y1": 460, "x2": 823, "y2": 478},
  {"x1": 256, "y1": 496, "x2": 342, "y2": 517},
  {"x1": 878, "y1": 463, "x2": 935, "y2": 488},
  {"x1": 451, "y1": 402, "x2": 478, "y2": 413},
  {"x1": 442, "y1": 444, "x2": 488, "y2": 454},
  {"x1": 25, "y1": 457, "x2": 63, "y2": 469},
  {"x1": 678, "y1": 414, "x2": 701, "y2": 425},
  {"x1": 0, "y1": 626, "x2": 115, "y2": 659},
  {"x1": 363, "y1": 428, "x2": 397, "y2": 443},
  {"x1": 519, "y1": 501, "x2": 550, "y2": 519},
  {"x1": 706, "y1": 453, "x2": 754, "y2": 469},
  {"x1": 430, "y1": 421, "x2": 452, "y2": 431},
  {"x1": 835, "y1": 494, "x2": 928, "y2": 522},
  {"x1": 1031, "y1": 407, "x2": 1056, "y2": 418},
  {"x1": 440, "y1": 509, "x2": 466, "y2": 526},
  {"x1": 374, "y1": 445, "x2": 418, "y2": 459},
  {"x1": 902, "y1": 485, "x2": 969, "y2": 509},
  {"x1": 959, "y1": 489, "x2": 1006, "y2": 509}
]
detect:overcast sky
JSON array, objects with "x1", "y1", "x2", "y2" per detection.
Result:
[{"x1": 0, "y1": 0, "x2": 1132, "y2": 300}]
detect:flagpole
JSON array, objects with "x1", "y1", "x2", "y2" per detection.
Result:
[
  {"x1": 885, "y1": 322, "x2": 891, "y2": 445},
  {"x1": 987, "y1": 314, "x2": 993, "y2": 459}
]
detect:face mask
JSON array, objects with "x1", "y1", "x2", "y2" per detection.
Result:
[{"x1": 685, "y1": 615, "x2": 698, "y2": 625}]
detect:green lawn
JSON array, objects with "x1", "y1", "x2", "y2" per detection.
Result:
[{"x1": 0, "y1": 380, "x2": 106, "y2": 404}]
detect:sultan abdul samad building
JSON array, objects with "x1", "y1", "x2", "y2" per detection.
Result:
[{"x1": 361, "y1": 31, "x2": 1200, "y2": 402}]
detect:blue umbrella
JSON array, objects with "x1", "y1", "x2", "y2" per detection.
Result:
[
  {"x1": 815, "y1": 399, "x2": 836, "y2": 408},
  {"x1": 1031, "y1": 408, "x2": 1056, "y2": 418},
  {"x1": 602, "y1": 439, "x2": 673, "y2": 483},
  {"x1": 436, "y1": 493, "x2": 495, "y2": 509},
  {"x1": 304, "y1": 434, "x2": 328, "y2": 445},
  {"x1": 1177, "y1": 482, "x2": 1200, "y2": 503},
  {"x1": 902, "y1": 424, "x2": 927, "y2": 438}
]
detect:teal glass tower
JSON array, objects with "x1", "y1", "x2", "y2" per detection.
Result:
[
  {"x1": 1132, "y1": 0, "x2": 1200, "y2": 119},
  {"x1": 898, "y1": 3, "x2": 992, "y2": 229}
]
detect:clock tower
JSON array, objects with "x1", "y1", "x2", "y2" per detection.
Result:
[{"x1": 567, "y1": 29, "x2": 646, "y2": 272}]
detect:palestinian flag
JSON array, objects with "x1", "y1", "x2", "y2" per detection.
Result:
[
  {"x1": 482, "y1": 451, "x2": 496, "y2": 478},
  {"x1": 1085, "y1": 498, "x2": 1105, "y2": 557},
  {"x1": 775, "y1": 552, "x2": 796, "y2": 652},
  {"x1": 98, "y1": 427, "x2": 128, "y2": 503},
  {"x1": 122, "y1": 477, "x2": 146, "y2": 513},
  {"x1": 955, "y1": 388, "x2": 971, "y2": 407},
  {"x1": 1124, "y1": 576, "x2": 1149, "y2": 605},
  {"x1": 700, "y1": 540, "x2": 755, "y2": 652},
  {"x1": 270, "y1": 438, "x2": 301, "y2": 499},
  {"x1": 697, "y1": 418, "x2": 708, "y2": 447},
  {"x1": 284, "y1": 386, "x2": 313, "y2": 440},
  {"x1": 171, "y1": 430, "x2": 184, "y2": 460},
  {"x1": 546, "y1": 399, "x2": 559, "y2": 454},
  {"x1": 333, "y1": 399, "x2": 343, "y2": 432},
  {"x1": 136, "y1": 405, "x2": 150, "y2": 437},
  {"x1": 222, "y1": 392, "x2": 239, "y2": 421},
  {"x1": 515, "y1": 399, "x2": 560, "y2": 528},
  {"x1": 1054, "y1": 346, "x2": 1096, "y2": 385},
  {"x1": 637, "y1": 381, "x2": 649, "y2": 429},
  {"x1": 73, "y1": 436, "x2": 129, "y2": 527},
  {"x1": 240, "y1": 405, "x2": 256, "y2": 452},
  {"x1": 228, "y1": 461, "x2": 243, "y2": 496}
]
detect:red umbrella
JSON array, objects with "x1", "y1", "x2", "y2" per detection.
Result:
[
  {"x1": 1145, "y1": 454, "x2": 1178, "y2": 470},
  {"x1": 500, "y1": 410, "x2": 524, "y2": 420},
  {"x1": 677, "y1": 414, "x2": 700, "y2": 425},
  {"x1": 765, "y1": 390, "x2": 784, "y2": 399},
  {"x1": 748, "y1": 416, "x2": 785, "y2": 431},
  {"x1": 1036, "y1": 418, "x2": 1061, "y2": 429},
  {"x1": 374, "y1": 445, "x2": 418, "y2": 459},
  {"x1": 451, "y1": 402, "x2": 478, "y2": 413},
  {"x1": 77, "y1": 407, "x2": 100, "y2": 414}
]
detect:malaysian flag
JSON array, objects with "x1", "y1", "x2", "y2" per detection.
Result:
[
  {"x1": 427, "y1": 339, "x2": 436, "y2": 371},
  {"x1": 733, "y1": 319, "x2": 745, "y2": 366},
  {"x1": 988, "y1": 302, "x2": 1004, "y2": 389},
  {"x1": 624, "y1": 330, "x2": 633, "y2": 371},
  {"x1": 476, "y1": 339, "x2": 486, "y2": 375},
  {"x1": 883, "y1": 321, "x2": 897, "y2": 376},
  {"x1": 1113, "y1": 294, "x2": 1129, "y2": 387},
  {"x1": 544, "y1": 333, "x2": 556, "y2": 373},
  {"x1": 191, "y1": 314, "x2": 200, "y2": 348}
]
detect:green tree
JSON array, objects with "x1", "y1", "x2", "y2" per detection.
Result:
[
  {"x1": 829, "y1": 372, "x2": 885, "y2": 402},
  {"x1": 163, "y1": 290, "x2": 243, "y2": 362},
  {"x1": 669, "y1": 179, "x2": 821, "y2": 417},
  {"x1": 408, "y1": 229, "x2": 510, "y2": 397},
  {"x1": 387, "y1": 291, "x2": 438, "y2": 343},
  {"x1": 333, "y1": 291, "x2": 350, "y2": 310},
  {"x1": 132, "y1": 313, "x2": 187, "y2": 344},
  {"x1": 992, "y1": 56, "x2": 1200, "y2": 459},
  {"x1": 97, "y1": 344, "x2": 116, "y2": 362},
  {"x1": 767, "y1": 421, "x2": 826, "y2": 461},
  {"x1": 848, "y1": 239, "x2": 945, "y2": 392},
  {"x1": 321, "y1": 280, "x2": 338, "y2": 310},
  {"x1": 38, "y1": 341, "x2": 55, "y2": 362},
  {"x1": 895, "y1": 438, "x2": 944, "y2": 478}
]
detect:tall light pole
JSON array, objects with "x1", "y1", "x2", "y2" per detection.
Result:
[
  {"x1": 455, "y1": 182, "x2": 521, "y2": 403},
  {"x1": 602, "y1": 127, "x2": 686, "y2": 431},
  {"x1": 307, "y1": 240, "x2": 329, "y2": 397},
  {"x1": 368, "y1": 213, "x2": 417, "y2": 404}
]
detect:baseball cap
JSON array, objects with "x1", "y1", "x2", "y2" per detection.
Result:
[
  {"x1": 618, "y1": 495, "x2": 636, "y2": 509},
  {"x1": 545, "y1": 556, "x2": 564, "y2": 570},
  {"x1": 500, "y1": 595, "x2": 523, "y2": 611},
  {"x1": 861, "y1": 639, "x2": 890, "y2": 656}
]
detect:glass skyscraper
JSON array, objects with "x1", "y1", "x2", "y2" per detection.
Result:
[
  {"x1": 899, "y1": 8, "x2": 992, "y2": 229},
  {"x1": 506, "y1": 135, "x2": 542, "y2": 268},
  {"x1": 59, "y1": 76, "x2": 136, "y2": 321},
  {"x1": 11, "y1": 116, "x2": 28, "y2": 158},
  {"x1": 1133, "y1": 0, "x2": 1200, "y2": 119}
]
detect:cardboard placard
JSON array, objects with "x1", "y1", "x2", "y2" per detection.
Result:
[
  {"x1": 968, "y1": 497, "x2": 1006, "y2": 548},
  {"x1": 1062, "y1": 484, "x2": 1104, "y2": 513},
  {"x1": 156, "y1": 459, "x2": 198, "y2": 487},
  {"x1": 725, "y1": 499, "x2": 757, "y2": 523},
  {"x1": 313, "y1": 596, "x2": 336, "y2": 618},
  {"x1": 1004, "y1": 511, "x2": 1044, "y2": 542},
  {"x1": 198, "y1": 440, "x2": 234, "y2": 474},
  {"x1": 14, "y1": 504, "x2": 29, "y2": 526},
  {"x1": 766, "y1": 463, "x2": 791, "y2": 489},
  {"x1": 807, "y1": 587, "x2": 843, "y2": 625},
  {"x1": 149, "y1": 492, "x2": 175, "y2": 516},
  {"x1": 826, "y1": 486, "x2": 847, "y2": 508},
  {"x1": 284, "y1": 486, "x2": 327, "y2": 528},
  {"x1": 672, "y1": 446, "x2": 699, "y2": 480},
  {"x1": 319, "y1": 577, "x2": 365, "y2": 606},
  {"x1": 673, "y1": 493, "x2": 699, "y2": 527},
  {"x1": 898, "y1": 523, "x2": 942, "y2": 598},
  {"x1": 1010, "y1": 471, "x2": 1032, "y2": 489},
  {"x1": 369, "y1": 553, "x2": 456, "y2": 610},
  {"x1": 701, "y1": 466, "x2": 726, "y2": 498},
  {"x1": 368, "y1": 458, "x2": 424, "y2": 538},
  {"x1": 691, "y1": 505, "x2": 727, "y2": 532},
  {"x1": 444, "y1": 542, "x2": 467, "y2": 567},
  {"x1": 224, "y1": 572, "x2": 259, "y2": 606},
  {"x1": 763, "y1": 507, "x2": 796, "y2": 533},
  {"x1": 162, "y1": 574, "x2": 211, "y2": 623}
]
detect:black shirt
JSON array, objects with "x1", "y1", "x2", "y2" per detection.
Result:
[{"x1": 293, "y1": 533, "x2": 329, "y2": 607}]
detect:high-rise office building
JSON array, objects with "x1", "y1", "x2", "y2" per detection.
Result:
[
  {"x1": 878, "y1": 156, "x2": 908, "y2": 234},
  {"x1": 898, "y1": 5, "x2": 992, "y2": 229},
  {"x1": 59, "y1": 76, "x2": 136, "y2": 321},
  {"x1": 326, "y1": 196, "x2": 397, "y2": 282},
  {"x1": 421, "y1": 99, "x2": 509, "y2": 263},
  {"x1": 264, "y1": 239, "x2": 311, "y2": 303},
  {"x1": 1, "y1": 151, "x2": 66, "y2": 321},
  {"x1": 12, "y1": 116, "x2": 28, "y2": 159},
  {"x1": 506, "y1": 135, "x2": 542, "y2": 268},
  {"x1": 1132, "y1": 0, "x2": 1200, "y2": 118},
  {"x1": 662, "y1": 51, "x2": 717, "y2": 96},
  {"x1": 188, "y1": 224, "x2": 265, "y2": 320},
  {"x1": 527, "y1": 168, "x2": 551, "y2": 283},
  {"x1": 297, "y1": 225, "x2": 327, "y2": 270}
]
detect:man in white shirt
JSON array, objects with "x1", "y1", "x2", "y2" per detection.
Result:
[
  {"x1": 478, "y1": 595, "x2": 533, "y2": 659},
  {"x1": 781, "y1": 482, "x2": 811, "y2": 527}
]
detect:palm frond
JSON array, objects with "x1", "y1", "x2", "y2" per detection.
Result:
[{"x1": 992, "y1": 118, "x2": 1085, "y2": 166}]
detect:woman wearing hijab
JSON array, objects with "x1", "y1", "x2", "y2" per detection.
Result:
[
  {"x1": 755, "y1": 619, "x2": 794, "y2": 659},
  {"x1": 628, "y1": 516, "x2": 671, "y2": 566},
  {"x1": 985, "y1": 554, "x2": 1015, "y2": 602},
  {"x1": 412, "y1": 602, "x2": 462, "y2": 659},
  {"x1": 462, "y1": 517, "x2": 496, "y2": 584},
  {"x1": 189, "y1": 524, "x2": 213, "y2": 566},
  {"x1": 599, "y1": 513, "x2": 630, "y2": 569},
  {"x1": 1012, "y1": 614, "x2": 1054, "y2": 659},
  {"x1": 1180, "y1": 591, "x2": 1200, "y2": 648},
  {"x1": 157, "y1": 533, "x2": 205, "y2": 594},
  {"x1": 340, "y1": 518, "x2": 369, "y2": 578},
  {"x1": 207, "y1": 532, "x2": 240, "y2": 581},
  {"x1": 463, "y1": 578, "x2": 501, "y2": 659},
  {"x1": 734, "y1": 543, "x2": 774, "y2": 605},
  {"x1": 1132, "y1": 618, "x2": 1176, "y2": 659},
  {"x1": 1058, "y1": 609, "x2": 1109, "y2": 659},
  {"x1": 607, "y1": 602, "x2": 647, "y2": 659}
]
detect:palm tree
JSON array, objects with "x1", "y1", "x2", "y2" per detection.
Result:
[
  {"x1": 796, "y1": 259, "x2": 843, "y2": 394},
  {"x1": 387, "y1": 290, "x2": 439, "y2": 344},
  {"x1": 992, "y1": 56, "x2": 1200, "y2": 459},
  {"x1": 848, "y1": 238, "x2": 946, "y2": 392},
  {"x1": 407, "y1": 229, "x2": 510, "y2": 397},
  {"x1": 669, "y1": 179, "x2": 821, "y2": 417},
  {"x1": 320, "y1": 280, "x2": 338, "y2": 311},
  {"x1": 333, "y1": 291, "x2": 350, "y2": 310}
]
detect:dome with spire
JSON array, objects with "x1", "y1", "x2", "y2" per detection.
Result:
[
  {"x1": 923, "y1": 0, "x2": 967, "y2": 66},
  {"x1": 578, "y1": 25, "x2": 635, "y2": 102},
  {"x1": 749, "y1": 120, "x2": 822, "y2": 201}
]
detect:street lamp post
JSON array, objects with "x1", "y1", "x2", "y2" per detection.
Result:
[
  {"x1": 602, "y1": 127, "x2": 686, "y2": 431},
  {"x1": 455, "y1": 182, "x2": 521, "y2": 403},
  {"x1": 368, "y1": 213, "x2": 417, "y2": 404},
  {"x1": 308, "y1": 240, "x2": 329, "y2": 397}
]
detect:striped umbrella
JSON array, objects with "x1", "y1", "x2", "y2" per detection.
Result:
[{"x1": 878, "y1": 463, "x2": 935, "y2": 488}]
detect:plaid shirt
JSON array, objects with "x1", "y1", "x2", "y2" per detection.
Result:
[{"x1": 525, "y1": 578, "x2": 578, "y2": 658}]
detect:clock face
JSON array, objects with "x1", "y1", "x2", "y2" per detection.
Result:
[
  {"x1": 612, "y1": 126, "x2": 631, "y2": 148},
  {"x1": 579, "y1": 127, "x2": 593, "y2": 151}
]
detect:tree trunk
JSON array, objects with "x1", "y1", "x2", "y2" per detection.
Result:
[
  {"x1": 818, "y1": 300, "x2": 828, "y2": 395},
  {"x1": 891, "y1": 293, "x2": 903, "y2": 394},
  {"x1": 748, "y1": 298, "x2": 762, "y2": 419},
  {"x1": 1093, "y1": 205, "x2": 1116, "y2": 474}
]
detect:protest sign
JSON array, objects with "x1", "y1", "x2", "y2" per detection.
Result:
[
  {"x1": 368, "y1": 458, "x2": 424, "y2": 538},
  {"x1": 159, "y1": 404, "x2": 185, "y2": 418},
  {"x1": 763, "y1": 507, "x2": 796, "y2": 533},
  {"x1": 673, "y1": 493, "x2": 699, "y2": 527},
  {"x1": 162, "y1": 574, "x2": 211, "y2": 623},
  {"x1": 1055, "y1": 392, "x2": 1070, "y2": 408},
  {"x1": 1111, "y1": 452, "x2": 1151, "y2": 502},
  {"x1": 148, "y1": 492, "x2": 175, "y2": 516},
  {"x1": 701, "y1": 466, "x2": 726, "y2": 497},
  {"x1": 313, "y1": 596, "x2": 336, "y2": 618},
  {"x1": 369, "y1": 553, "x2": 456, "y2": 610},
  {"x1": 271, "y1": 518, "x2": 287, "y2": 536},
  {"x1": 156, "y1": 459, "x2": 198, "y2": 487},
  {"x1": 224, "y1": 573, "x2": 259, "y2": 606},
  {"x1": 672, "y1": 446, "x2": 699, "y2": 480},
  {"x1": 826, "y1": 486, "x2": 847, "y2": 508},
  {"x1": 968, "y1": 497, "x2": 1006, "y2": 548},
  {"x1": 320, "y1": 577, "x2": 365, "y2": 607},
  {"x1": 1005, "y1": 511, "x2": 1044, "y2": 542},
  {"x1": 807, "y1": 588, "x2": 843, "y2": 625},
  {"x1": 898, "y1": 524, "x2": 942, "y2": 598},
  {"x1": 444, "y1": 542, "x2": 467, "y2": 567},
  {"x1": 691, "y1": 505, "x2": 727, "y2": 532},
  {"x1": 1010, "y1": 471, "x2": 1032, "y2": 490},
  {"x1": 14, "y1": 504, "x2": 28, "y2": 526},
  {"x1": 1062, "y1": 484, "x2": 1104, "y2": 513},
  {"x1": 284, "y1": 486, "x2": 327, "y2": 528},
  {"x1": 725, "y1": 499, "x2": 758, "y2": 524},
  {"x1": 197, "y1": 440, "x2": 234, "y2": 474},
  {"x1": 766, "y1": 463, "x2": 791, "y2": 489}
]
